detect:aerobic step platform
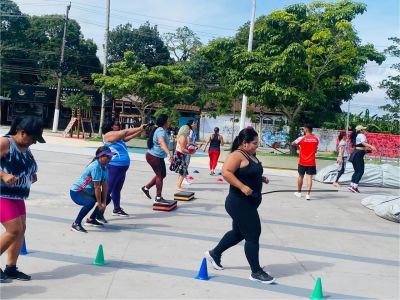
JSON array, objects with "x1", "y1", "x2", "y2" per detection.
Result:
[
  {"x1": 153, "y1": 200, "x2": 178, "y2": 211},
  {"x1": 174, "y1": 191, "x2": 195, "y2": 201}
]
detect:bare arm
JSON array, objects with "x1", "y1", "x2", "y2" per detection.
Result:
[
  {"x1": 103, "y1": 126, "x2": 144, "y2": 143},
  {"x1": 361, "y1": 141, "x2": 377, "y2": 151},
  {"x1": 220, "y1": 135, "x2": 224, "y2": 146},
  {"x1": 222, "y1": 152, "x2": 253, "y2": 196},
  {"x1": 94, "y1": 182, "x2": 105, "y2": 209},
  {"x1": 101, "y1": 181, "x2": 109, "y2": 204},
  {"x1": 203, "y1": 135, "x2": 211, "y2": 152},
  {"x1": 0, "y1": 137, "x2": 18, "y2": 185},
  {"x1": 158, "y1": 135, "x2": 171, "y2": 158}
]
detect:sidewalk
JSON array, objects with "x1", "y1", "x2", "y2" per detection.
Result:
[{"x1": 1, "y1": 132, "x2": 399, "y2": 299}]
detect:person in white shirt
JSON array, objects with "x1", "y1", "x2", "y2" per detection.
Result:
[{"x1": 348, "y1": 125, "x2": 376, "y2": 193}]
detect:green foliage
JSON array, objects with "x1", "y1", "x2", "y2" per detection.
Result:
[
  {"x1": 108, "y1": 22, "x2": 171, "y2": 67},
  {"x1": 92, "y1": 51, "x2": 193, "y2": 122},
  {"x1": 163, "y1": 26, "x2": 202, "y2": 62},
  {"x1": 62, "y1": 93, "x2": 91, "y2": 110},
  {"x1": 379, "y1": 37, "x2": 400, "y2": 119},
  {"x1": 154, "y1": 107, "x2": 180, "y2": 127}
]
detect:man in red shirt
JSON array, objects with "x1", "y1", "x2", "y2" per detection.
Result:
[{"x1": 291, "y1": 124, "x2": 319, "y2": 200}]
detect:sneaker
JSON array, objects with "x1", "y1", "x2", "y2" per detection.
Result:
[
  {"x1": 1, "y1": 268, "x2": 10, "y2": 283},
  {"x1": 141, "y1": 186, "x2": 152, "y2": 199},
  {"x1": 154, "y1": 197, "x2": 169, "y2": 204},
  {"x1": 348, "y1": 185, "x2": 356, "y2": 193},
  {"x1": 210, "y1": 171, "x2": 215, "y2": 175},
  {"x1": 4, "y1": 265, "x2": 31, "y2": 281},
  {"x1": 96, "y1": 215, "x2": 108, "y2": 224},
  {"x1": 85, "y1": 218, "x2": 104, "y2": 227},
  {"x1": 306, "y1": 194, "x2": 311, "y2": 200},
  {"x1": 354, "y1": 187, "x2": 360, "y2": 193},
  {"x1": 294, "y1": 192, "x2": 301, "y2": 198},
  {"x1": 204, "y1": 250, "x2": 224, "y2": 270},
  {"x1": 112, "y1": 208, "x2": 129, "y2": 217},
  {"x1": 71, "y1": 223, "x2": 88, "y2": 233},
  {"x1": 183, "y1": 178, "x2": 192, "y2": 185},
  {"x1": 249, "y1": 269, "x2": 275, "y2": 284}
]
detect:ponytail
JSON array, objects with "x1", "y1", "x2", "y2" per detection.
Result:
[
  {"x1": 147, "y1": 114, "x2": 168, "y2": 149},
  {"x1": 349, "y1": 128, "x2": 357, "y2": 147},
  {"x1": 230, "y1": 127, "x2": 258, "y2": 152},
  {"x1": 147, "y1": 126, "x2": 157, "y2": 149},
  {"x1": 7, "y1": 116, "x2": 24, "y2": 135}
]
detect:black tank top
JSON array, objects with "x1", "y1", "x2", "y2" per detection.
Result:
[
  {"x1": 209, "y1": 134, "x2": 221, "y2": 151},
  {"x1": 228, "y1": 149, "x2": 263, "y2": 205}
]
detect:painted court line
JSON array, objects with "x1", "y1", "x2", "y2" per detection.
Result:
[{"x1": 28, "y1": 213, "x2": 399, "y2": 267}]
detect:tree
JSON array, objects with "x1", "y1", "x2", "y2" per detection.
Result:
[
  {"x1": 108, "y1": 22, "x2": 171, "y2": 67},
  {"x1": 163, "y1": 26, "x2": 202, "y2": 62},
  {"x1": 92, "y1": 51, "x2": 193, "y2": 124},
  {"x1": 379, "y1": 37, "x2": 400, "y2": 120},
  {"x1": 202, "y1": 1, "x2": 385, "y2": 153}
]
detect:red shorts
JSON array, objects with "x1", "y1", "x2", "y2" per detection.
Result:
[{"x1": 0, "y1": 197, "x2": 26, "y2": 223}]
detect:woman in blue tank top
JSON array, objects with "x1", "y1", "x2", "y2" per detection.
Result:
[
  {"x1": 0, "y1": 116, "x2": 46, "y2": 282},
  {"x1": 100, "y1": 119, "x2": 146, "y2": 219}
]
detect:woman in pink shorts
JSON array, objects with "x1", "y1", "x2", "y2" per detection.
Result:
[{"x1": 0, "y1": 116, "x2": 45, "y2": 282}]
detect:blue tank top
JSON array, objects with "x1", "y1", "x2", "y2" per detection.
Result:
[
  {"x1": 104, "y1": 139, "x2": 130, "y2": 167},
  {"x1": 209, "y1": 134, "x2": 221, "y2": 151},
  {"x1": 0, "y1": 136, "x2": 38, "y2": 200}
]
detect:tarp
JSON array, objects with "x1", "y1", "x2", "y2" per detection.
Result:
[
  {"x1": 315, "y1": 163, "x2": 400, "y2": 189},
  {"x1": 361, "y1": 195, "x2": 400, "y2": 223}
]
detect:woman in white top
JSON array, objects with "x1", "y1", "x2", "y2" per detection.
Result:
[
  {"x1": 333, "y1": 131, "x2": 348, "y2": 187},
  {"x1": 348, "y1": 125, "x2": 376, "y2": 193}
]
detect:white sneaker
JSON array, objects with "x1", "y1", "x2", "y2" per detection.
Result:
[
  {"x1": 294, "y1": 192, "x2": 301, "y2": 198},
  {"x1": 306, "y1": 194, "x2": 311, "y2": 200},
  {"x1": 183, "y1": 178, "x2": 192, "y2": 185}
]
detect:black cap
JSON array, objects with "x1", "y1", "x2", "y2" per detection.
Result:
[{"x1": 9, "y1": 116, "x2": 46, "y2": 143}]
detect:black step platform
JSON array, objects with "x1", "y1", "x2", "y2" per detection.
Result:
[
  {"x1": 153, "y1": 200, "x2": 178, "y2": 211},
  {"x1": 174, "y1": 191, "x2": 195, "y2": 201}
]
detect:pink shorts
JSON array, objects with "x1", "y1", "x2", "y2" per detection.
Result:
[{"x1": 0, "y1": 197, "x2": 26, "y2": 223}]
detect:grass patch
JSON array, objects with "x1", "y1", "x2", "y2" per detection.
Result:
[{"x1": 86, "y1": 136, "x2": 102, "y2": 142}]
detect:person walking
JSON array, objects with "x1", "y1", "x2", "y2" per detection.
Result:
[
  {"x1": 204, "y1": 127, "x2": 275, "y2": 284},
  {"x1": 203, "y1": 127, "x2": 224, "y2": 175},
  {"x1": 333, "y1": 131, "x2": 349, "y2": 187},
  {"x1": 183, "y1": 120, "x2": 200, "y2": 185},
  {"x1": 291, "y1": 124, "x2": 319, "y2": 200},
  {"x1": 174, "y1": 124, "x2": 192, "y2": 191},
  {"x1": 102, "y1": 119, "x2": 146, "y2": 218},
  {"x1": 1, "y1": 116, "x2": 46, "y2": 282},
  {"x1": 70, "y1": 146, "x2": 114, "y2": 233},
  {"x1": 141, "y1": 114, "x2": 172, "y2": 203},
  {"x1": 348, "y1": 125, "x2": 376, "y2": 193}
]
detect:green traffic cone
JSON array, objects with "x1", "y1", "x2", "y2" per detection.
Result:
[
  {"x1": 310, "y1": 277, "x2": 324, "y2": 300},
  {"x1": 93, "y1": 244, "x2": 107, "y2": 266}
]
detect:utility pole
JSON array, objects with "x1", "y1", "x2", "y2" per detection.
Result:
[
  {"x1": 239, "y1": 0, "x2": 256, "y2": 130},
  {"x1": 52, "y1": 2, "x2": 71, "y2": 132},
  {"x1": 98, "y1": 0, "x2": 110, "y2": 136},
  {"x1": 345, "y1": 100, "x2": 351, "y2": 137}
]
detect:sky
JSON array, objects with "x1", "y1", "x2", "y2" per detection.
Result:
[{"x1": 14, "y1": 0, "x2": 400, "y2": 116}]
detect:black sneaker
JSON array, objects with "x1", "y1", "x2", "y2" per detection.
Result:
[
  {"x1": 71, "y1": 223, "x2": 88, "y2": 233},
  {"x1": 141, "y1": 186, "x2": 152, "y2": 199},
  {"x1": 96, "y1": 215, "x2": 108, "y2": 224},
  {"x1": 249, "y1": 269, "x2": 275, "y2": 284},
  {"x1": 1, "y1": 268, "x2": 10, "y2": 283},
  {"x1": 85, "y1": 218, "x2": 104, "y2": 227},
  {"x1": 4, "y1": 265, "x2": 31, "y2": 281},
  {"x1": 112, "y1": 208, "x2": 129, "y2": 217},
  {"x1": 204, "y1": 250, "x2": 224, "y2": 270},
  {"x1": 154, "y1": 197, "x2": 168, "y2": 204}
]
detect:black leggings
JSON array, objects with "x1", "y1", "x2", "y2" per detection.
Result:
[
  {"x1": 351, "y1": 150, "x2": 365, "y2": 184},
  {"x1": 213, "y1": 196, "x2": 262, "y2": 273}
]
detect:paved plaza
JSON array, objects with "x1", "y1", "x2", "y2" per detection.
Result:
[{"x1": 1, "y1": 134, "x2": 399, "y2": 299}]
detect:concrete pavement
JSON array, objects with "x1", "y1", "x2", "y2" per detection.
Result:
[{"x1": 0, "y1": 132, "x2": 399, "y2": 299}]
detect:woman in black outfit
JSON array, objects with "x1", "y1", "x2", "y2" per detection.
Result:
[{"x1": 204, "y1": 127, "x2": 275, "y2": 284}]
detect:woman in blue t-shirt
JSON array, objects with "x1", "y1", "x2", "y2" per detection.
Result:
[
  {"x1": 101, "y1": 120, "x2": 145, "y2": 218},
  {"x1": 141, "y1": 115, "x2": 171, "y2": 203},
  {"x1": 70, "y1": 146, "x2": 114, "y2": 233}
]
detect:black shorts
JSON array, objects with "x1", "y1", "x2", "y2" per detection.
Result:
[{"x1": 298, "y1": 164, "x2": 316, "y2": 175}]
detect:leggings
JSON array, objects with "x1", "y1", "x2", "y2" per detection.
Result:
[
  {"x1": 145, "y1": 152, "x2": 166, "y2": 197},
  {"x1": 70, "y1": 190, "x2": 96, "y2": 225},
  {"x1": 208, "y1": 150, "x2": 220, "y2": 170},
  {"x1": 107, "y1": 165, "x2": 129, "y2": 209},
  {"x1": 213, "y1": 196, "x2": 262, "y2": 273},
  {"x1": 335, "y1": 159, "x2": 347, "y2": 182},
  {"x1": 351, "y1": 150, "x2": 366, "y2": 184}
]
